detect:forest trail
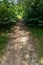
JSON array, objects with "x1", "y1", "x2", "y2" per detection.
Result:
[{"x1": 0, "y1": 20, "x2": 39, "y2": 65}]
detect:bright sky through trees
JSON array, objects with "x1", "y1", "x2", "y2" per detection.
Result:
[{"x1": 15, "y1": 0, "x2": 18, "y2": 3}]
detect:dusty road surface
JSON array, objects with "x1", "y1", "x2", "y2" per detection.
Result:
[{"x1": 0, "y1": 20, "x2": 40, "y2": 65}]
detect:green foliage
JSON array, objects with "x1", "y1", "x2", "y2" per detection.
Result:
[
  {"x1": 29, "y1": 27, "x2": 43, "y2": 63},
  {"x1": 0, "y1": 0, "x2": 17, "y2": 28},
  {"x1": 0, "y1": 30, "x2": 8, "y2": 57},
  {"x1": 22, "y1": 0, "x2": 43, "y2": 27}
]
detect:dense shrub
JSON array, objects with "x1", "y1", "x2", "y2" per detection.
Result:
[
  {"x1": 23, "y1": 0, "x2": 43, "y2": 27},
  {"x1": 0, "y1": 0, "x2": 17, "y2": 28}
]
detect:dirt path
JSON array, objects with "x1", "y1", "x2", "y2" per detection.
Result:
[{"x1": 0, "y1": 20, "x2": 40, "y2": 65}]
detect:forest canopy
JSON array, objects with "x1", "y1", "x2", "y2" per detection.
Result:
[
  {"x1": 18, "y1": 0, "x2": 43, "y2": 27},
  {"x1": 0, "y1": 0, "x2": 43, "y2": 28}
]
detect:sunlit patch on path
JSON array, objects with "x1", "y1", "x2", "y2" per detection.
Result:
[{"x1": 0, "y1": 20, "x2": 40, "y2": 65}]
